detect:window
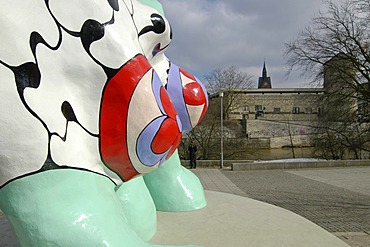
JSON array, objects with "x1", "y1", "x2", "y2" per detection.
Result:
[
  {"x1": 273, "y1": 108, "x2": 281, "y2": 113},
  {"x1": 255, "y1": 105, "x2": 264, "y2": 118},
  {"x1": 242, "y1": 105, "x2": 249, "y2": 112},
  {"x1": 318, "y1": 107, "x2": 324, "y2": 116},
  {"x1": 255, "y1": 105, "x2": 263, "y2": 111},
  {"x1": 292, "y1": 107, "x2": 300, "y2": 114}
]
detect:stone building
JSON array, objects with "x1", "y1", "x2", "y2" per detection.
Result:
[
  {"x1": 200, "y1": 53, "x2": 370, "y2": 161},
  {"x1": 322, "y1": 53, "x2": 358, "y2": 121},
  {"x1": 216, "y1": 63, "x2": 325, "y2": 148},
  {"x1": 209, "y1": 57, "x2": 364, "y2": 149},
  {"x1": 228, "y1": 87, "x2": 324, "y2": 148}
]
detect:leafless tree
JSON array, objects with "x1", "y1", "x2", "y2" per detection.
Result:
[
  {"x1": 285, "y1": 0, "x2": 369, "y2": 95},
  {"x1": 177, "y1": 97, "x2": 221, "y2": 160},
  {"x1": 285, "y1": 0, "x2": 370, "y2": 159},
  {"x1": 204, "y1": 65, "x2": 253, "y2": 119}
]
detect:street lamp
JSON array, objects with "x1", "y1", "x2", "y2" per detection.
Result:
[{"x1": 219, "y1": 91, "x2": 224, "y2": 169}]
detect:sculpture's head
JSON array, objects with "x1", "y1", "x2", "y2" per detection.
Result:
[{"x1": 0, "y1": 0, "x2": 208, "y2": 186}]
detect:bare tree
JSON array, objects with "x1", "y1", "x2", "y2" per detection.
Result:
[
  {"x1": 184, "y1": 105, "x2": 220, "y2": 160},
  {"x1": 353, "y1": 0, "x2": 370, "y2": 17},
  {"x1": 205, "y1": 66, "x2": 253, "y2": 119},
  {"x1": 285, "y1": 0, "x2": 369, "y2": 95},
  {"x1": 285, "y1": 0, "x2": 370, "y2": 159}
]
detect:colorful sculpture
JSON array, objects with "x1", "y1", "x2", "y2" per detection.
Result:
[{"x1": 0, "y1": 0, "x2": 208, "y2": 246}]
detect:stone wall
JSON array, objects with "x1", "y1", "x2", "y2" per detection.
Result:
[
  {"x1": 180, "y1": 159, "x2": 370, "y2": 170},
  {"x1": 231, "y1": 160, "x2": 370, "y2": 171},
  {"x1": 246, "y1": 120, "x2": 316, "y2": 147},
  {"x1": 230, "y1": 89, "x2": 322, "y2": 122},
  {"x1": 180, "y1": 159, "x2": 252, "y2": 168}
]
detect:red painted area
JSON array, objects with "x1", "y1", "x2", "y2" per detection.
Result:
[
  {"x1": 100, "y1": 55, "x2": 150, "y2": 181},
  {"x1": 183, "y1": 82, "x2": 206, "y2": 105},
  {"x1": 160, "y1": 87, "x2": 177, "y2": 119},
  {"x1": 180, "y1": 67, "x2": 208, "y2": 125},
  {"x1": 166, "y1": 132, "x2": 182, "y2": 159},
  {"x1": 152, "y1": 118, "x2": 180, "y2": 154},
  {"x1": 157, "y1": 87, "x2": 182, "y2": 156},
  {"x1": 100, "y1": 54, "x2": 183, "y2": 181}
]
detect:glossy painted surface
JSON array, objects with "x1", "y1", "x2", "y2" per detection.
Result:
[
  {"x1": 144, "y1": 150, "x2": 207, "y2": 212},
  {"x1": 0, "y1": 0, "x2": 208, "y2": 186},
  {"x1": 100, "y1": 54, "x2": 182, "y2": 181},
  {"x1": 0, "y1": 169, "x2": 149, "y2": 246},
  {"x1": 115, "y1": 175, "x2": 157, "y2": 241},
  {"x1": 0, "y1": 0, "x2": 208, "y2": 246},
  {"x1": 166, "y1": 64, "x2": 208, "y2": 133}
]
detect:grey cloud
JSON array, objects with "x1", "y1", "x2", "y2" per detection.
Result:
[{"x1": 159, "y1": 0, "x2": 336, "y2": 88}]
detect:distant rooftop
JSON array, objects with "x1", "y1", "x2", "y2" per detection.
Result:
[{"x1": 209, "y1": 88, "x2": 325, "y2": 98}]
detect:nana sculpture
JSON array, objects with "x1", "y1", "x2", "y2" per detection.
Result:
[{"x1": 0, "y1": 0, "x2": 208, "y2": 246}]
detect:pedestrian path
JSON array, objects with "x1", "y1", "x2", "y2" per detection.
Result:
[
  {"x1": 190, "y1": 168, "x2": 248, "y2": 197},
  {"x1": 151, "y1": 190, "x2": 349, "y2": 247},
  {"x1": 288, "y1": 167, "x2": 370, "y2": 196},
  {"x1": 1, "y1": 167, "x2": 369, "y2": 247},
  {"x1": 191, "y1": 167, "x2": 370, "y2": 247}
]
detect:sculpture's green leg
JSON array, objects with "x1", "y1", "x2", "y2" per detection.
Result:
[
  {"x1": 143, "y1": 150, "x2": 206, "y2": 212},
  {"x1": 0, "y1": 168, "x2": 199, "y2": 247},
  {"x1": 115, "y1": 175, "x2": 157, "y2": 241},
  {"x1": 138, "y1": 0, "x2": 164, "y2": 15}
]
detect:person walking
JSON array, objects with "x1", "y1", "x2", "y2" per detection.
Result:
[{"x1": 188, "y1": 141, "x2": 197, "y2": 169}]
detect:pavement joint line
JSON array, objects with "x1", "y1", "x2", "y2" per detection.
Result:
[{"x1": 333, "y1": 232, "x2": 370, "y2": 236}]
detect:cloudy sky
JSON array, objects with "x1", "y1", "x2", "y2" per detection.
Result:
[{"x1": 160, "y1": 0, "x2": 340, "y2": 88}]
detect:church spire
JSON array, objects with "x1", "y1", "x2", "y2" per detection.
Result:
[
  {"x1": 258, "y1": 60, "x2": 272, "y2": 88},
  {"x1": 262, "y1": 61, "x2": 267, "y2": 78}
]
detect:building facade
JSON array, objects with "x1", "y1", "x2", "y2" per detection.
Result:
[
  {"x1": 213, "y1": 62, "x2": 327, "y2": 148},
  {"x1": 228, "y1": 88, "x2": 324, "y2": 147},
  {"x1": 209, "y1": 58, "x2": 365, "y2": 149}
]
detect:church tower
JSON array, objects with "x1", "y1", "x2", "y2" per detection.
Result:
[{"x1": 258, "y1": 61, "x2": 272, "y2": 88}]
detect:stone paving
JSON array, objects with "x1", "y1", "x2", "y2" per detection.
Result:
[
  {"x1": 1, "y1": 167, "x2": 370, "y2": 246},
  {"x1": 191, "y1": 168, "x2": 248, "y2": 197},
  {"x1": 193, "y1": 167, "x2": 370, "y2": 247},
  {"x1": 221, "y1": 168, "x2": 370, "y2": 233}
]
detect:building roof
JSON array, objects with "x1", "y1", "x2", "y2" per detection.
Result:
[
  {"x1": 209, "y1": 88, "x2": 325, "y2": 99},
  {"x1": 231, "y1": 88, "x2": 325, "y2": 94}
]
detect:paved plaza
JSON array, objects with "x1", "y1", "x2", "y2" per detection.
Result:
[
  {"x1": 192, "y1": 167, "x2": 370, "y2": 247},
  {"x1": 1, "y1": 167, "x2": 369, "y2": 246}
]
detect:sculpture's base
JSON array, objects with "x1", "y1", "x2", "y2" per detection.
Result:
[
  {"x1": 150, "y1": 190, "x2": 350, "y2": 247},
  {"x1": 1, "y1": 190, "x2": 349, "y2": 247}
]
